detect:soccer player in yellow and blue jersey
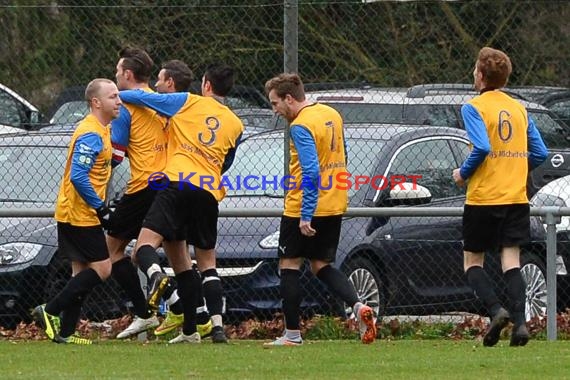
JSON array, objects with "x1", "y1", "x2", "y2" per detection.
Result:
[
  {"x1": 111, "y1": 54, "x2": 214, "y2": 340},
  {"x1": 452, "y1": 47, "x2": 548, "y2": 347},
  {"x1": 119, "y1": 63, "x2": 244, "y2": 344},
  {"x1": 105, "y1": 47, "x2": 166, "y2": 339},
  {"x1": 146, "y1": 59, "x2": 214, "y2": 339},
  {"x1": 263, "y1": 73, "x2": 376, "y2": 347},
  {"x1": 32, "y1": 78, "x2": 121, "y2": 345}
]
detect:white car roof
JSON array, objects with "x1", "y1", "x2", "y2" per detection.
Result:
[{"x1": 305, "y1": 87, "x2": 548, "y2": 110}]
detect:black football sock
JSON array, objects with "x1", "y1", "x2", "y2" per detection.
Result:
[
  {"x1": 59, "y1": 300, "x2": 83, "y2": 338},
  {"x1": 193, "y1": 267, "x2": 210, "y2": 324},
  {"x1": 112, "y1": 257, "x2": 151, "y2": 318},
  {"x1": 176, "y1": 269, "x2": 200, "y2": 336},
  {"x1": 169, "y1": 299, "x2": 184, "y2": 315},
  {"x1": 280, "y1": 269, "x2": 302, "y2": 330},
  {"x1": 316, "y1": 265, "x2": 360, "y2": 306},
  {"x1": 45, "y1": 268, "x2": 102, "y2": 316},
  {"x1": 504, "y1": 267, "x2": 527, "y2": 326},
  {"x1": 466, "y1": 266, "x2": 502, "y2": 317},
  {"x1": 201, "y1": 269, "x2": 224, "y2": 322},
  {"x1": 135, "y1": 245, "x2": 161, "y2": 276}
]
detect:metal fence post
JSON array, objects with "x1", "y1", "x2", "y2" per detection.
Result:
[
  {"x1": 283, "y1": 0, "x2": 298, "y2": 74},
  {"x1": 283, "y1": 0, "x2": 298, "y2": 178},
  {"x1": 544, "y1": 208, "x2": 561, "y2": 341}
]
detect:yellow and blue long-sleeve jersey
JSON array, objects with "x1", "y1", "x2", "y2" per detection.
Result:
[
  {"x1": 460, "y1": 90, "x2": 548, "y2": 205},
  {"x1": 284, "y1": 103, "x2": 348, "y2": 220},
  {"x1": 111, "y1": 87, "x2": 167, "y2": 194},
  {"x1": 119, "y1": 90, "x2": 243, "y2": 202},
  {"x1": 55, "y1": 114, "x2": 112, "y2": 226}
]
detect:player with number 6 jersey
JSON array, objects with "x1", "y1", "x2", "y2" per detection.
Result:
[{"x1": 452, "y1": 47, "x2": 548, "y2": 349}]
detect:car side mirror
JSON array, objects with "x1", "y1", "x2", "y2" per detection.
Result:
[{"x1": 384, "y1": 182, "x2": 432, "y2": 206}]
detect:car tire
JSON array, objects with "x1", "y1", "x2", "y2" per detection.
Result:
[
  {"x1": 520, "y1": 252, "x2": 547, "y2": 321},
  {"x1": 342, "y1": 256, "x2": 386, "y2": 317}
]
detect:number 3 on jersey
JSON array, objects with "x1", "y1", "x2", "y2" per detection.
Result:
[{"x1": 199, "y1": 116, "x2": 220, "y2": 146}]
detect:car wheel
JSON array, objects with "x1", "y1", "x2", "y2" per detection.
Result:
[
  {"x1": 520, "y1": 253, "x2": 547, "y2": 321},
  {"x1": 342, "y1": 256, "x2": 385, "y2": 316}
]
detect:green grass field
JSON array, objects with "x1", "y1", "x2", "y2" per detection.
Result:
[{"x1": 1, "y1": 339, "x2": 570, "y2": 379}]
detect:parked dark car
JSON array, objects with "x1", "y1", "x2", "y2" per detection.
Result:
[
  {"x1": 212, "y1": 124, "x2": 570, "y2": 322},
  {"x1": 305, "y1": 83, "x2": 570, "y2": 196}
]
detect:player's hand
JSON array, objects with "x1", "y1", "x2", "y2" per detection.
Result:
[
  {"x1": 452, "y1": 168, "x2": 465, "y2": 187},
  {"x1": 96, "y1": 205, "x2": 113, "y2": 230},
  {"x1": 299, "y1": 220, "x2": 316, "y2": 237}
]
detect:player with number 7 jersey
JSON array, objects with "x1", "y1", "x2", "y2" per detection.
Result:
[{"x1": 285, "y1": 102, "x2": 348, "y2": 219}]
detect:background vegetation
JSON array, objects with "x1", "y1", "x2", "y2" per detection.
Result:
[{"x1": 0, "y1": 1, "x2": 568, "y2": 113}]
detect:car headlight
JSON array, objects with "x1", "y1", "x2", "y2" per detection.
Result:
[
  {"x1": 259, "y1": 231, "x2": 280, "y2": 249},
  {"x1": 0, "y1": 242, "x2": 43, "y2": 265}
]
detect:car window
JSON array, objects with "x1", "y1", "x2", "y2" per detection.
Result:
[
  {"x1": 529, "y1": 110, "x2": 570, "y2": 149},
  {"x1": 388, "y1": 138, "x2": 463, "y2": 199},
  {"x1": 0, "y1": 91, "x2": 22, "y2": 127},
  {"x1": 0, "y1": 144, "x2": 131, "y2": 206},
  {"x1": 548, "y1": 99, "x2": 570, "y2": 127},
  {"x1": 224, "y1": 134, "x2": 384, "y2": 199},
  {"x1": 346, "y1": 138, "x2": 385, "y2": 198},
  {"x1": 450, "y1": 138, "x2": 471, "y2": 166},
  {"x1": 321, "y1": 103, "x2": 404, "y2": 123},
  {"x1": 224, "y1": 137, "x2": 285, "y2": 196},
  {"x1": 404, "y1": 105, "x2": 462, "y2": 128},
  {"x1": 0, "y1": 146, "x2": 66, "y2": 203},
  {"x1": 225, "y1": 96, "x2": 264, "y2": 109},
  {"x1": 50, "y1": 101, "x2": 89, "y2": 125}
]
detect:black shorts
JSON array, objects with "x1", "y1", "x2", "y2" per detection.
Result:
[
  {"x1": 142, "y1": 182, "x2": 219, "y2": 249},
  {"x1": 107, "y1": 186, "x2": 157, "y2": 240},
  {"x1": 463, "y1": 203, "x2": 530, "y2": 252},
  {"x1": 57, "y1": 222, "x2": 109, "y2": 263},
  {"x1": 277, "y1": 215, "x2": 342, "y2": 262}
]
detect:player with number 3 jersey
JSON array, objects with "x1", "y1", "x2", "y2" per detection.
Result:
[{"x1": 119, "y1": 63, "x2": 243, "y2": 344}]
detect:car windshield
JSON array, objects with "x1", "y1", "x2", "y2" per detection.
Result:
[
  {"x1": 323, "y1": 103, "x2": 404, "y2": 124},
  {"x1": 0, "y1": 143, "x2": 131, "y2": 206},
  {"x1": 528, "y1": 110, "x2": 570, "y2": 149},
  {"x1": 0, "y1": 145, "x2": 66, "y2": 204},
  {"x1": 322, "y1": 103, "x2": 462, "y2": 128},
  {"x1": 224, "y1": 134, "x2": 382, "y2": 198},
  {"x1": 50, "y1": 101, "x2": 88, "y2": 125},
  {"x1": 324, "y1": 102, "x2": 570, "y2": 149},
  {"x1": 234, "y1": 109, "x2": 277, "y2": 132}
]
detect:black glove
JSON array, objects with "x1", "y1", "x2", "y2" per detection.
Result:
[{"x1": 96, "y1": 205, "x2": 113, "y2": 230}]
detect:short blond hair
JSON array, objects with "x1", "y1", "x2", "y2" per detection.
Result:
[{"x1": 85, "y1": 78, "x2": 115, "y2": 103}]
